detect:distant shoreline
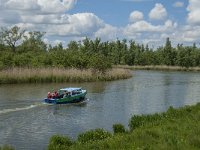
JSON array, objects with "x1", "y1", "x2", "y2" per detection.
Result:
[
  {"x1": 115, "y1": 65, "x2": 200, "y2": 72},
  {"x1": 0, "y1": 68, "x2": 132, "y2": 84}
]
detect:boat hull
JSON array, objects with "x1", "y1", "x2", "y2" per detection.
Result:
[{"x1": 44, "y1": 90, "x2": 87, "y2": 104}]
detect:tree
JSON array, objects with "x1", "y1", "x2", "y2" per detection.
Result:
[
  {"x1": 163, "y1": 37, "x2": 176, "y2": 65},
  {"x1": 90, "y1": 54, "x2": 112, "y2": 74},
  {"x1": 20, "y1": 31, "x2": 46, "y2": 52},
  {"x1": 67, "y1": 41, "x2": 79, "y2": 51},
  {"x1": 0, "y1": 26, "x2": 25, "y2": 52}
]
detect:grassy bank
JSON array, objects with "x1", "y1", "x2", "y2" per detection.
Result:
[
  {"x1": 0, "y1": 145, "x2": 14, "y2": 150},
  {"x1": 115, "y1": 65, "x2": 200, "y2": 71},
  {"x1": 48, "y1": 103, "x2": 200, "y2": 150},
  {"x1": 0, "y1": 68, "x2": 132, "y2": 84}
]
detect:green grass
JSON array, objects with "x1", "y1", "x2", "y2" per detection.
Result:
[
  {"x1": 0, "y1": 68, "x2": 132, "y2": 84},
  {"x1": 0, "y1": 145, "x2": 14, "y2": 150},
  {"x1": 48, "y1": 103, "x2": 200, "y2": 150}
]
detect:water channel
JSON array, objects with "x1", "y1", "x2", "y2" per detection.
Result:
[{"x1": 0, "y1": 70, "x2": 200, "y2": 149}]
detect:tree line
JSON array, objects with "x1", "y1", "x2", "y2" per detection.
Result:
[{"x1": 0, "y1": 26, "x2": 200, "y2": 72}]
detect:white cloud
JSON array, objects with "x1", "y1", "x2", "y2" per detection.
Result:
[
  {"x1": 0, "y1": 10, "x2": 22, "y2": 24},
  {"x1": 3, "y1": 0, "x2": 76, "y2": 13},
  {"x1": 129, "y1": 11, "x2": 144, "y2": 22},
  {"x1": 179, "y1": 25, "x2": 200, "y2": 42},
  {"x1": 0, "y1": 0, "x2": 77, "y2": 24},
  {"x1": 173, "y1": 1, "x2": 184, "y2": 8},
  {"x1": 187, "y1": 0, "x2": 200, "y2": 25},
  {"x1": 95, "y1": 24, "x2": 119, "y2": 40},
  {"x1": 46, "y1": 13, "x2": 105, "y2": 37},
  {"x1": 149, "y1": 3, "x2": 167, "y2": 20},
  {"x1": 21, "y1": 14, "x2": 70, "y2": 24},
  {"x1": 0, "y1": 0, "x2": 105, "y2": 38},
  {"x1": 124, "y1": 20, "x2": 176, "y2": 35},
  {"x1": 4, "y1": 0, "x2": 40, "y2": 11},
  {"x1": 37, "y1": 0, "x2": 76, "y2": 14}
]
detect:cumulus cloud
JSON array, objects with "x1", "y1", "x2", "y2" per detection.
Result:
[
  {"x1": 124, "y1": 20, "x2": 176, "y2": 35},
  {"x1": 95, "y1": 24, "x2": 120, "y2": 40},
  {"x1": 149, "y1": 3, "x2": 167, "y2": 20},
  {"x1": 21, "y1": 14, "x2": 70, "y2": 24},
  {"x1": 4, "y1": 0, "x2": 76, "y2": 13},
  {"x1": 187, "y1": 0, "x2": 200, "y2": 25},
  {"x1": 129, "y1": 11, "x2": 144, "y2": 22},
  {"x1": 46, "y1": 13, "x2": 105, "y2": 37},
  {"x1": 37, "y1": 0, "x2": 77, "y2": 14},
  {"x1": 4, "y1": 0, "x2": 40, "y2": 11},
  {"x1": 178, "y1": 25, "x2": 200, "y2": 42},
  {"x1": 173, "y1": 1, "x2": 184, "y2": 8},
  {"x1": 0, "y1": 0, "x2": 77, "y2": 25},
  {"x1": 0, "y1": 0, "x2": 107, "y2": 38}
]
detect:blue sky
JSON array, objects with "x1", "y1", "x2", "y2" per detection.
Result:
[
  {"x1": 70, "y1": 0, "x2": 187, "y2": 26},
  {"x1": 0, "y1": 0, "x2": 199, "y2": 47}
]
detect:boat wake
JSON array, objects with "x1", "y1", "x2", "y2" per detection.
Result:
[
  {"x1": 0, "y1": 98, "x2": 89, "y2": 115},
  {"x1": 0, "y1": 103, "x2": 45, "y2": 115}
]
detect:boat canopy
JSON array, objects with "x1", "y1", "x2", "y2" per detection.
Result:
[{"x1": 59, "y1": 87, "x2": 82, "y2": 92}]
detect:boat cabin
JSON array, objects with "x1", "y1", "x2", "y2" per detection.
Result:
[{"x1": 59, "y1": 87, "x2": 82, "y2": 96}]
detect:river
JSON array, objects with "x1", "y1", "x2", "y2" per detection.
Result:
[{"x1": 0, "y1": 70, "x2": 200, "y2": 149}]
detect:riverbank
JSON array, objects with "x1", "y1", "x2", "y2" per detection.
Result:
[
  {"x1": 0, "y1": 68, "x2": 132, "y2": 84},
  {"x1": 115, "y1": 65, "x2": 200, "y2": 71},
  {"x1": 48, "y1": 103, "x2": 200, "y2": 150}
]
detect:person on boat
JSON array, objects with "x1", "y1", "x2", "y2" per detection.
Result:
[
  {"x1": 55, "y1": 91, "x2": 59, "y2": 98},
  {"x1": 47, "y1": 92, "x2": 52, "y2": 99},
  {"x1": 52, "y1": 91, "x2": 58, "y2": 99},
  {"x1": 63, "y1": 91, "x2": 68, "y2": 98}
]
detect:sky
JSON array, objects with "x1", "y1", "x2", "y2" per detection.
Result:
[{"x1": 0, "y1": 0, "x2": 199, "y2": 47}]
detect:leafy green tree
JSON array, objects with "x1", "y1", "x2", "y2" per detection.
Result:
[
  {"x1": 0, "y1": 26, "x2": 25, "y2": 52},
  {"x1": 125, "y1": 40, "x2": 136, "y2": 65},
  {"x1": 67, "y1": 40, "x2": 79, "y2": 51},
  {"x1": 0, "y1": 52, "x2": 14, "y2": 67},
  {"x1": 20, "y1": 31, "x2": 46, "y2": 52},
  {"x1": 163, "y1": 37, "x2": 176, "y2": 66},
  {"x1": 90, "y1": 54, "x2": 112, "y2": 74}
]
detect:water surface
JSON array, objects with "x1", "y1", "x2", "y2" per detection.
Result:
[{"x1": 0, "y1": 70, "x2": 200, "y2": 149}]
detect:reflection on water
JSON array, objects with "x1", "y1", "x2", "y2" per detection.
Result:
[{"x1": 0, "y1": 70, "x2": 200, "y2": 149}]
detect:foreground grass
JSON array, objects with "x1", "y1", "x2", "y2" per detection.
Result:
[
  {"x1": 48, "y1": 103, "x2": 200, "y2": 150},
  {"x1": 0, "y1": 68, "x2": 132, "y2": 84},
  {"x1": 0, "y1": 145, "x2": 14, "y2": 150},
  {"x1": 115, "y1": 65, "x2": 200, "y2": 71}
]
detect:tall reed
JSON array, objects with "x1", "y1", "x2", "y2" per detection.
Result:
[
  {"x1": 115, "y1": 65, "x2": 200, "y2": 71},
  {"x1": 0, "y1": 68, "x2": 132, "y2": 84}
]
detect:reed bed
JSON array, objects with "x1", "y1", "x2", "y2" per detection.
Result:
[
  {"x1": 0, "y1": 68, "x2": 132, "y2": 84},
  {"x1": 115, "y1": 65, "x2": 200, "y2": 71}
]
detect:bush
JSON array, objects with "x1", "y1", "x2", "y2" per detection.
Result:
[
  {"x1": 113, "y1": 124, "x2": 126, "y2": 134},
  {"x1": 77, "y1": 128, "x2": 112, "y2": 143},
  {"x1": 129, "y1": 114, "x2": 162, "y2": 131},
  {"x1": 48, "y1": 135, "x2": 73, "y2": 150},
  {"x1": 129, "y1": 115, "x2": 145, "y2": 131}
]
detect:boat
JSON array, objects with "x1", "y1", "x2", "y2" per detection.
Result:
[{"x1": 44, "y1": 87, "x2": 87, "y2": 104}]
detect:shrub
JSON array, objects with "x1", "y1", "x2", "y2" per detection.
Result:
[
  {"x1": 129, "y1": 114, "x2": 162, "y2": 131},
  {"x1": 113, "y1": 124, "x2": 126, "y2": 134},
  {"x1": 129, "y1": 115, "x2": 145, "y2": 131},
  {"x1": 77, "y1": 128, "x2": 112, "y2": 143},
  {"x1": 48, "y1": 135, "x2": 73, "y2": 150}
]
